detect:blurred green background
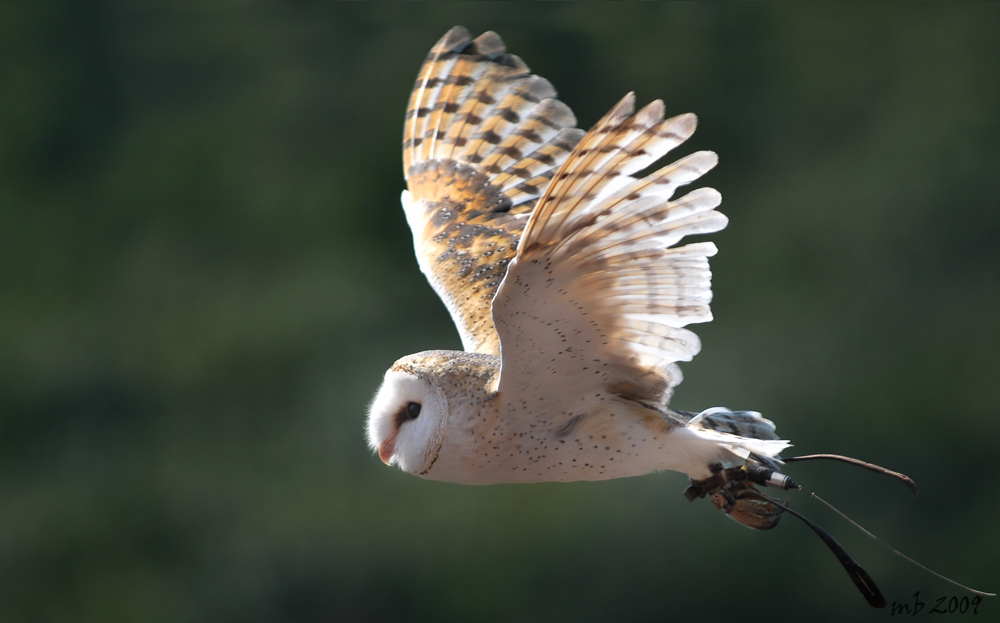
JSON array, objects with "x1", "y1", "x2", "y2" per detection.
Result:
[{"x1": 2, "y1": 2, "x2": 998, "y2": 622}]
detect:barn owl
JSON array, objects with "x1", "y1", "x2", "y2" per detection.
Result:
[
  {"x1": 368, "y1": 24, "x2": 790, "y2": 499},
  {"x1": 364, "y1": 27, "x2": 994, "y2": 608}
]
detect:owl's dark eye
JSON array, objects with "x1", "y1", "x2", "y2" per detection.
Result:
[{"x1": 406, "y1": 401, "x2": 422, "y2": 420}]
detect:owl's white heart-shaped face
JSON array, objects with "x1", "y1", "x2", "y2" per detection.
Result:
[{"x1": 366, "y1": 369, "x2": 448, "y2": 475}]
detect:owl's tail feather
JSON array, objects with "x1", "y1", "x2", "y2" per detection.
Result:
[{"x1": 684, "y1": 406, "x2": 790, "y2": 462}]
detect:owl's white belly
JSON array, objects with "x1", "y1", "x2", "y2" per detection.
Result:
[{"x1": 421, "y1": 397, "x2": 744, "y2": 484}]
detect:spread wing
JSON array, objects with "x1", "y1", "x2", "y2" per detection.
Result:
[
  {"x1": 402, "y1": 27, "x2": 584, "y2": 354},
  {"x1": 493, "y1": 93, "x2": 726, "y2": 408}
]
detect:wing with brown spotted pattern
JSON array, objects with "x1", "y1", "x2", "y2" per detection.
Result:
[{"x1": 401, "y1": 26, "x2": 585, "y2": 355}]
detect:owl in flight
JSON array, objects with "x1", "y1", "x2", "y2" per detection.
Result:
[
  {"x1": 365, "y1": 28, "x2": 994, "y2": 609},
  {"x1": 369, "y1": 24, "x2": 790, "y2": 509}
]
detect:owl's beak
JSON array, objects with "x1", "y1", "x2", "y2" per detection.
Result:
[{"x1": 378, "y1": 439, "x2": 395, "y2": 465}]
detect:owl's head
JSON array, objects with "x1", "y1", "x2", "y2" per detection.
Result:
[{"x1": 366, "y1": 363, "x2": 449, "y2": 475}]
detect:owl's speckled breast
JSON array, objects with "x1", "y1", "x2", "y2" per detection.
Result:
[{"x1": 394, "y1": 350, "x2": 734, "y2": 484}]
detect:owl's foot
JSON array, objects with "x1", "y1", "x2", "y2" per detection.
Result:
[{"x1": 683, "y1": 463, "x2": 795, "y2": 531}]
